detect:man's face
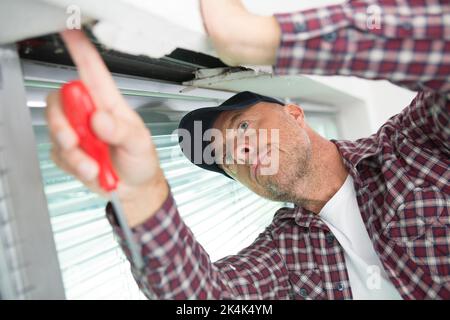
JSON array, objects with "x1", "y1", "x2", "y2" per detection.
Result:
[{"x1": 212, "y1": 102, "x2": 312, "y2": 202}]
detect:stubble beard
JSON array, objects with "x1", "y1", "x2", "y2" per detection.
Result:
[{"x1": 262, "y1": 132, "x2": 313, "y2": 204}]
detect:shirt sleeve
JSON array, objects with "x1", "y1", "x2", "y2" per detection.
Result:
[
  {"x1": 273, "y1": 1, "x2": 450, "y2": 93},
  {"x1": 105, "y1": 191, "x2": 291, "y2": 299}
]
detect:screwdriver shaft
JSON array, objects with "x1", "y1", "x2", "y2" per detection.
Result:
[{"x1": 110, "y1": 192, "x2": 145, "y2": 271}]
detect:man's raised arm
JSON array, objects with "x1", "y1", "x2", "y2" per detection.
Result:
[{"x1": 202, "y1": 0, "x2": 450, "y2": 93}]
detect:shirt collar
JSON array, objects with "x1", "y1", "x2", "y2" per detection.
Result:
[
  {"x1": 331, "y1": 139, "x2": 382, "y2": 186},
  {"x1": 274, "y1": 139, "x2": 380, "y2": 229},
  {"x1": 274, "y1": 205, "x2": 329, "y2": 230}
]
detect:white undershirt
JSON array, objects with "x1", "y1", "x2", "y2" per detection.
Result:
[{"x1": 319, "y1": 175, "x2": 402, "y2": 300}]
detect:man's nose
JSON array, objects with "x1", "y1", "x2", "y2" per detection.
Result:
[{"x1": 235, "y1": 143, "x2": 257, "y2": 165}]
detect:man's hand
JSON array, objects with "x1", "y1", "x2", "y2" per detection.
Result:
[
  {"x1": 46, "y1": 30, "x2": 169, "y2": 228},
  {"x1": 200, "y1": 0, "x2": 281, "y2": 66}
]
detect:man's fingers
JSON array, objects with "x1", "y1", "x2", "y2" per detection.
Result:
[
  {"x1": 59, "y1": 30, "x2": 151, "y2": 154},
  {"x1": 46, "y1": 91, "x2": 78, "y2": 150},
  {"x1": 91, "y1": 110, "x2": 153, "y2": 155},
  {"x1": 60, "y1": 30, "x2": 126, "y2": 112},
  {"x1": 51, "y1": 144, "x2": 99, "y2": 182},
  {"x1": 46, "y1": 90, "x2": 98, "y2": 183},
  {"x1": 51, "y1": 145, "x2": 111, "y2": 197}
]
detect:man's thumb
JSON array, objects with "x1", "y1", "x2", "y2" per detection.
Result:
[
  {"x1": 91, "y1": 111, "x2": 119, "y2": 144},
  {"x1": 91, "y1": 110, "x2": 152, "y2": 156}
]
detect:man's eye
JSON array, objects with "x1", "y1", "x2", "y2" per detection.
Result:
[{"x1": 238, "y1": 121, "x2": 249, "y2": 131}]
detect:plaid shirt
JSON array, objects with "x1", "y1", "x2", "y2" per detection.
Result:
[{"x1": 107, "y1": 0, "x2": 450, "y2": 299}]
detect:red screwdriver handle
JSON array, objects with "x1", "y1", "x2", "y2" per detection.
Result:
[{"x1": 60, "y1": 80, "x2": 119, "y2": 192}]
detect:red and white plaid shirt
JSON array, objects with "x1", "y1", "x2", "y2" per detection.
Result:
[{"x1": 107, "y1": 0, "x2": 450, "y2": 299}]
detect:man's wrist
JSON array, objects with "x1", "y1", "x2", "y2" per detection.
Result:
[
  {"x1": 121, "y1": 173, "x2": 170, "y2": 228},
  {"x1": 201, "y1": 0, "x2": 281, "y2": 66}
]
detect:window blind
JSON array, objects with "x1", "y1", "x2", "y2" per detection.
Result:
[{"x1": 35, "y1": 125, "x2": 144, "y2": 299}]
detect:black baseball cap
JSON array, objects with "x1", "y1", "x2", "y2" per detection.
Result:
[{"x1": 178, "y1": 91, "x2": 284, "y2": 179}]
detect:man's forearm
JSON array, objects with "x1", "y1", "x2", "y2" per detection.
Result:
[
  {"x1": 120, "y1": 171, "x2": 169, "y2": 228},
  {"x1": 200, "y1": 0, "x2": 280, "y2": 66},
  {"x1": 106, "y1": 190, "x2": 291, "y2": 299}
]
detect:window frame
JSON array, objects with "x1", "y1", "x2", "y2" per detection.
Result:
[{"x1": 0, "y1": 45, "x2": 65, "y2": 299}]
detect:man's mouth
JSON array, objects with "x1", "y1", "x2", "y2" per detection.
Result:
[
  {"x1": 251, "y1": 162, "x2": 259, "y2": 182},
  {"x1": 250, "y1": 149, "x2": 270, "y2": 182}
]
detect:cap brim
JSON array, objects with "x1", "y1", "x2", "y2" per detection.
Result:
[
  {"x1": 177, "y1": 91, "x2": 284, "y2": 179},
  {"x1": 178, "y1": 104, "x2": 245, "y2": 179}
]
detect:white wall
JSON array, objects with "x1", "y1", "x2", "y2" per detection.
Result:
[
  {"x1": 363, "y1": 80, "x2": 417, "y2": 131},
  {"x1": 307, "y1": 75, "x2": 417, "y2": 138}
]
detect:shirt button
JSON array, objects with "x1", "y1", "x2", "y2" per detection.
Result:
[
  {"x1": 299, "y1": 288, "x2": 308, "y2": 298},
  {"x1": 295, "y1": 22, "x2": 307, "y2": 32},
  {"x1": 326, "y1": 233, "x2": 335, "y2": 245},
  {"x1": 336, "y1": 283, "x2": 344, "y2": 292},
  {"x1": 323, "y1": 32, "x2": 337, "y2": 42}
]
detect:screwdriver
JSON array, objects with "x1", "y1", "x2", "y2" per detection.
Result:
[{"x1": 60, "y1": 80, "x2": 145, "y2": 271}]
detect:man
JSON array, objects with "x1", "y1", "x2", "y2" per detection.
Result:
[{"x1": 46, "y1": 0, "x2": 449, "y2": 299}]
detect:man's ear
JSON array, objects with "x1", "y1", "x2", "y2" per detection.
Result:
[{"x1": 283, "y1": 104, "x2": 305, "y2": 126}]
